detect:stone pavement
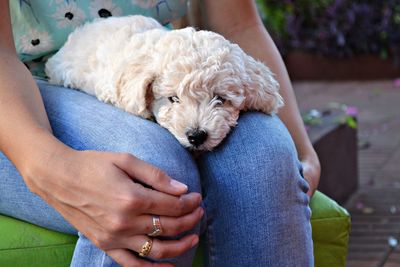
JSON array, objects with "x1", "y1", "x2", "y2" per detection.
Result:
[{"x1": 293, "y1": 80, "x2": 400, "y2": 267}]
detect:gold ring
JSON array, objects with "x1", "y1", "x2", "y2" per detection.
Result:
[
  {"x1": 148, "y1": 216, "x2": 163, "y2": 237},
  {"x1": 139, "y1": 238, "x2": 153, "y2": 257}
]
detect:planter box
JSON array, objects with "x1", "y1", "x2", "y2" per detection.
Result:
[
  {"x1": 307, "y1": 109, "x2": 358, "y2": 205},
  {"x1": 285, "y1": 51, "x2": 400, "y2": 80}
]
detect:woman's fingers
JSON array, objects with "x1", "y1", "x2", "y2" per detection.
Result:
[
  {"x1": 136, "y1": 207, "x2": 204, "y2": 236},
  {"x1": 114, "y1": 152, "x2": 189, "y2": 196},
  {"x1": 135, "y1": 186, "x2": 202, "y2": 217},
  {"x1": 125, "y1": 234, "x2": 199, "y2": 260},
  {"x1": 106, "y1": 248, "x2": 174, "y2": 267},
  {"x1": 300, "y1": 158, "x2": 321, "y2": 197}
]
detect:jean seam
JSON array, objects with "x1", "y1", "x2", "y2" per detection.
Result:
[{"x1": 100, "y1": 250, "x2": 107, "y2": 266}]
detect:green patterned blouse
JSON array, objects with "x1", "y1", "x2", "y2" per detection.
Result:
[{"x1": 9, "y1": 0, "x2": 189, "y2": 77}]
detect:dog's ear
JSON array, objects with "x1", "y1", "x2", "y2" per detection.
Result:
[
  {"x1": 115, "y1": 62, "x2": 156, "y2": 119},
  {"x1": 238, "y1": 51, "x2": 284, "y2": 114}
]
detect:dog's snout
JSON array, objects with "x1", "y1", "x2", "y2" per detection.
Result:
[{"x1": 186, "y1": 129, "x2": 208, "y2": 147}]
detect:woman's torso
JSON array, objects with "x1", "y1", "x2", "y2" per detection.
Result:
[{"x1": 10, "y1": 0, "x2": 189, "y2": 77}]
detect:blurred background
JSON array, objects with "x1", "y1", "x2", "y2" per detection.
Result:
[{"x1": 256, "y1": 1, "x2": 400, "y2": 266}]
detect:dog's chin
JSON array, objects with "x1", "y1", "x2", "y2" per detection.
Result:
[
  {"x1": 183, "y1": 143, "x2": 205, "y2": 152},
  {"x1": 187, "y1": 144, "x2": 207, "y2": 152},
  {"x1": 175, "y1": 139, "x2": 212, "y2": 151},
  {"x1": 186, "y1": 139, "x2": 223, "y2": 152}
]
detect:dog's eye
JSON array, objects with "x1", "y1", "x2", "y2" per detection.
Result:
[
  {"x1": 168, "y1": 96, "x2": 180, "y2": 103},
  {"x1": 215, "y1": 96, "x2": 226, "y2": 105}
]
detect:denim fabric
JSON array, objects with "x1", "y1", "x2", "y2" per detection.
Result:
[{"x1": 0, "y1": 79, "x2": 313, "y2": 266}]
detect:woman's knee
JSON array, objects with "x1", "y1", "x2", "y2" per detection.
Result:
[
  {"x1": 199, "y1": 112, "x2": 308, "y2": 203},
  {"x1": 198, "y1": 113, "x2": 313, "y2": 265},
  {"x1": 128, "y1": 133, "x2": 201, "y2": 194},
  {"x1": 95, "y1": 124, "x2": 201, "y2": 193}
]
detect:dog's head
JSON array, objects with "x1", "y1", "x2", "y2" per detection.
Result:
[{"x1": 116, "y1": 28, "x2": 283, "y2": 151}]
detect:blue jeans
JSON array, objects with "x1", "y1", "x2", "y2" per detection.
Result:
[{"x1": 0, "y1": 79, "x2": 313, "y2": 266}]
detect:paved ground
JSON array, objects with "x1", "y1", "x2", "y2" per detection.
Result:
[{"x1": 294, "y1": 80, "x2": 400, "y2": 267}]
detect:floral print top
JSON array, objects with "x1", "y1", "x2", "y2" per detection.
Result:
[{"x1": 9, "y1": 0, "x2": 188, "y2": 77}]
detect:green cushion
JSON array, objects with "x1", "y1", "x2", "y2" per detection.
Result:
[
  {"x1": 309, "y1": 191, "x2": 350, "y2": 267},
  {"x1": 0, "y1": 191, "x2": 350, "y2": 267},
  {"x1": 0, "y1": 215, "x2": 77, "y2": 267}
]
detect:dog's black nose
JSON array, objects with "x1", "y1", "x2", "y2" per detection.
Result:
[{"x1": 186, "y1": 129, "x2": 208, "y2": 147}]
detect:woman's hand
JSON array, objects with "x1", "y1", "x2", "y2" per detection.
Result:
[
  {"x1": 300, "y1": 152, "x2": 321, "y2": 197},
  {"x1": 23, "y1": 145, "x2": 203, "y2": 267}
]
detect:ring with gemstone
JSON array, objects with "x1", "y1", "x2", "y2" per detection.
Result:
[{"x1": 148, "y1": 215, "x2": 163, "y2": 237}]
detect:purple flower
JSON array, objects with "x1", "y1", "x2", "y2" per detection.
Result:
[
  {"x1": 346, "y1": 106, "x2": 358, "y2": 116},
  {"x1": 394, "y1": 78, "x2": 400, "y2": 87}
]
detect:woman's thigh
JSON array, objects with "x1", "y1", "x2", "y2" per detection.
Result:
[
  {"x1": 0, "y1": 79, "x2": 201, "y2": 235},
  {"x1": 198, "y1": 112, "x2": 313, "y2": 266}
]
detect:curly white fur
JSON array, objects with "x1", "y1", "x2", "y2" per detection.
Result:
[{"x1": 45, "y1": 15, "x2": 283, "y2": 151}]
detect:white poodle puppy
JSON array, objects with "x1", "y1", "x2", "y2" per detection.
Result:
[{"x1": 45, "y1": 15, "x2": 283, "y2": 151}]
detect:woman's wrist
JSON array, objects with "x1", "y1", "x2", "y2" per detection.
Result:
[{"x1": 10, "y1": 127, "x2": 73, "y2": 191}]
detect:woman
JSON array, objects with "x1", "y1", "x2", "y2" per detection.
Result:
[{"x1": 0, "y1": 0, "x2": 320, "y2": 266}]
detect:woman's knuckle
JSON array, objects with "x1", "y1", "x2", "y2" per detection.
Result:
[
  {"x1": 151, "y1": 246, "x2": 165, "y2": 259},
  {"x1": 170, "y1": 219, "x2": 183, "y2": 235},
  {"x1": 175, "y1": 199, "x2": 185, "y2": 214},
  {"x1": 93, "y1": 233, "x2": 110, "y2": 249},
  {"x1": 145, "y1": 199, "x2": 154, "y2": 211},
  {"x1": 122, "y1": 192, "x2": 143, "y2": 211},
  {"x1": 144, "y1": 222, "x2": 153, "y2": 233},
  {"x1": 169, "y1": 225, "x2": 179, "y2": 236},
  {"x1": 120, "y1": 153, "x2": 135, "y2": 165},
  {"x1": 132, "y1": 196, "x2": 146, "y2": 210},
  {"x1": 177, "y1": 217, "x2": 186, "y2": 228},
  {"x1": 151, "y1": 168, "x2": 166, "y2": 184},
  {"x1": 109, "y1": 216, "x2": 128, "y2": 233}
]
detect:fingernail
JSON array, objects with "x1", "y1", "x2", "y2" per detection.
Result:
[
  {"x1": 194, "y1": 193, "x2": 202, "y2": 204},
  {"x1": 170, "y1": 179, "x2": 188, "y2": 191},
  {"x1": 199, "y1": 207, "x2": 204, "y2": 217},
  {"x1": 191, "y1": 235, "x2": 199, "y2": 248}
]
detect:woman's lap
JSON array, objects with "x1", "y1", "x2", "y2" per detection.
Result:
[{"x1": 0, "y1": 80, "x2": 313, "y2": 266}]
